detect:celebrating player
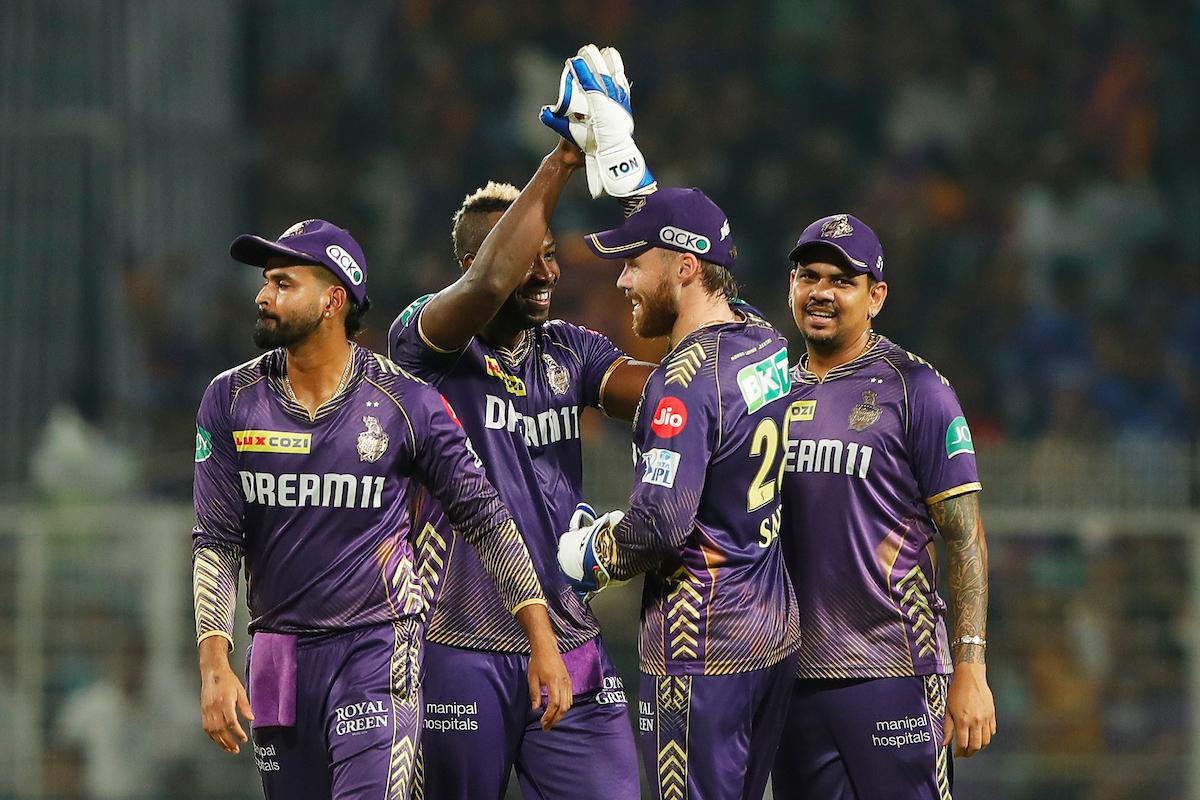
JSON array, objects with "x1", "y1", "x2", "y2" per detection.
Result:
[
  {"x1": 191, "y1": 219, "x2": 568, "y2": 800},
  {"x1": 387, "y1": 133, "x2": 653, "y2": 795},
  {"x1": 772, "y1": 214, "x2": 997, "y2": 798},
  {"x1": 559, "y1": 187, "x2": 802, "y2": 800}
]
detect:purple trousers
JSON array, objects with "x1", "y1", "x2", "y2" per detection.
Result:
[
  {"x1": 417, "y1": 638, "x2": 639, "y2": 800},
  {"x1": 247, "y1": 620, "x2": 423, "y2": 800},
  {"x1": 637, "y1": 655, "x2": 796, "y2": 800},
  {"x1": 770, "y1": 675, "x2": 953, "y2": 800}
]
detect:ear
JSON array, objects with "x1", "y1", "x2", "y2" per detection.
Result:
[
  {"x1": 868, "y1": 280, "x2": 888, "y2": 319},
  {"x1": 461, "y1": 253, "x2": 475, "y2": 272},
  {"x1": 677, "y1": 252, "x2": 701, "y2": 286},
  {"x1": 323, "y1": 284, "x2": 348, "y2": 319}
]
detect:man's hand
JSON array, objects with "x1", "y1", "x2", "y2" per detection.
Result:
[
  {"x1": 943, "y1": 661, "x2": 996, "y2": 757},
  {"x1": 514, "y1": 604, "x2": 573, "y2": 731},
  {"x1": 198, "y1": 638, "x2": 254, "y2": 754},
  {"x1": 558, "y1": 503, "x2": 626, "y2": 600},
  {"x1": 541, "y1": 59, "x2": 600, "y2": 192}
]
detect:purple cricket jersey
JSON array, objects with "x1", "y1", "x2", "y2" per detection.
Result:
[
  {"x1": 610, "y1": 311, "x2": 801, "y2": 676},
  {"x1": 389, "y1": 296, "x2": 629, "y2": 654},
  {"x1": 779, "y1": 335, "x2": 982, "y2": 679},
  {"x1": 191, "y1": 344, "x2": 544, "y2": 637}
]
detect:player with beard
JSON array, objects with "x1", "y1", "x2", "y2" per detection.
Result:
[
  {"x1": 387, "y1": 138, "x2": 653, "y2": 798},
  {"x1": 558, "y1": 188, "x2": 801, "y2": 800},
  {"x1": 772, "y1": 214, "x2": 996, "y2": 798},
  {"x1": 192, "y1": 219, "x2": 569, "y2": 800}
]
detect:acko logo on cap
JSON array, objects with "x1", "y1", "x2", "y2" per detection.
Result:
[
  {"x1": 326, "y1": 244, "x2": 364, "y2": 285},
  {"x1": 659, "y1": 226, "x2": 711, "y2": 254}
]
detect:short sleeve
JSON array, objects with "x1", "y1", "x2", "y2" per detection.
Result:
[
  {"x1": 388, "y1": 294, "x2": 461, "y2": 385},
  {"x1": 906, "y1": 373, "x2": 982, "y2": 506},
  {"x1": 573, "y1": 325, "x2": 628, "y2": 409}
]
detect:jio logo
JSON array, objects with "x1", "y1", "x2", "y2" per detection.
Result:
[
  {"x1": 326, "y1": 244, "x2": 364, "y2": 285},
  {"x1": 650, "y1": 396, "x2": 688, "y2": 438}
]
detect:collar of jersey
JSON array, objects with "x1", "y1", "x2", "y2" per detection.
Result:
[
  {"x1": 268, "y1": 342, "x2": 366, "y2": 422},
  {"x1": 491, "y1": 328, "x2": 534, "y2": 368},
  {"x1": 794, "y1": 333, "x2": 887, "y2": 384}
]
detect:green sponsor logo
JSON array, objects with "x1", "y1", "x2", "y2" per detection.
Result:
[
  {"x1": 945, "y1": 416, "x2": 974, "y2": 458},
  {"x1": 398, "y1": 293, "x2": 435, "y2": 327},
  {"x1": 195, "y1": 425, "x2": 213, "y2": 463},
  {"x1": 737, "y1": 348, "x2": 791, "y2": 414}
]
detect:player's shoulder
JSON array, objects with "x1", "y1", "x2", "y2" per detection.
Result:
[
  {"x1": 537, "y1": 318, "x2": 615, "y2": 350},
  {"x1": 875, "y1": 338, "x2": 955, "y2": 391},
  {"x1": 392, "y1": 293, "x2": 437, "y2": 333},
  {"x1": 203, "y1": 351, "x2": 275, "y2": 405},
  {"x1": 361, "y1": 349, "x2": 432, "y2": 390}
]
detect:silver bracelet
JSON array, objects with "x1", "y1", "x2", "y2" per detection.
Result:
[{"x1": 954, "y1": 635, "x2": 986, "y2": 647}]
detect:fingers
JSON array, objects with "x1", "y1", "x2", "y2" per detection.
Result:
[
  {"x1": 942, "y1": 714, "x2": 954, "y2": 749},
  {"x1": 540, "y1": 670, "x2": 573, "y2": 731},
  {"x1": 601, "y1": 47, "x2": 626, "y2": 86},
  {"x1": 201, "y1": 682, "x2": 253, "y2": 754},
  {"x1": 237, "y1": 681, "x2": 255, "y2": 724}
]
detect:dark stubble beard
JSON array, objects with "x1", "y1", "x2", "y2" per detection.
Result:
[
  {"x1": 633, "y1": 275, "x2": 677, "y2": 339},
  {"x1": 253, "y1": 304, "x2": 323, "y2": 349}
]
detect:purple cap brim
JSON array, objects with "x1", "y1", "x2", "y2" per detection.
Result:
[
  {"x1": 583, "y1": 229, "x2": 653, "y2": 261},
  {"x1": 230, "y1": 235, "x2": 324, "y2": 269},
  {"x1": 789, "y1": 240, "x2": 872, "y2": 273}
]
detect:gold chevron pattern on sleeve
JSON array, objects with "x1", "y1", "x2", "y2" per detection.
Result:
[
  {"x1": 664, "y1": 343, "x2": 706, "y2": 388},
  {"x1": 192, "y1": 545, "x2": 241, "y2": 647},
  {"x1": 463, "y1": 517, "x2": 546, "y2": 615},
  {"x1": 415, "y1": 521, "x2": 449, "y2": 619},
  {"x1": 656, "y1": 675, "x2": 692, "y2": 800},
  {"x1": 385, "y1": 619, "x2": 422, "y2": 800},
  {"x1": 897, "y1": 566, "x2": 938, "y2": 659}
]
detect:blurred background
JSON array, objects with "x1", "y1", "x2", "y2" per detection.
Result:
[{"x1": 1, "y1": 0, "x2": 1197, "y2": 797}]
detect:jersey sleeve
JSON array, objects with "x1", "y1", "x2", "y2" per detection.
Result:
[
  {"x1": 573, "y1": 325, "x2": 629, "y2": 409},
  {"x1": 608, "y1": 370, "x2": 718, "y2": 580},
  {"x1": 190, "y1": 375, "x2": 244, "y2": 649},
  {"x1": 408, "y1": 387, "x2": 547, "y2": 614},
  {"x1": 388, "y1": 293, "x2": 464, "y2": 384},
  {"x1": 906, "y1": 371, "x2": 982, "y2": 505}
]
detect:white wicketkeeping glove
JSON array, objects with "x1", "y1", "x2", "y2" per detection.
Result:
[
  {"x1": 557, "y1": 502, "x2": 627, "y2": 602},
  {"x1": 541, "y1": 45, "x2": 656, "y2": 199}
]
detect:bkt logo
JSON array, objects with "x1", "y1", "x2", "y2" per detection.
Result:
[
  {"x1": 650, "y1": 396, "x2": 688, "y2": 438},
  {"x1": 659, "y1": 226, "x2": 711, "y2": 254},
  {"x1": 606, "y1": 155, "x2": 640, "y2": 177}
]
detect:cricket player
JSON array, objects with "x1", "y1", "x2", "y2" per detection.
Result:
[
  {"x1": 559, "y1": 187, "x2": 802, "y2": 800},
  {"x1": 387, "y1": 133, "x2": 654, "y2": 796},
  {"x1": 772, "y1": 214, "x2": 997, "y2": 798},
  {"x1": 192, "y1": 219, "x2": 570, "y2": 800}
]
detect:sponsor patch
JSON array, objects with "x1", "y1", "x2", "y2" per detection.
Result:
[
  {"x1": 786, "y1": 400, "x2": 817, "y2": 422},
  {"x1": 398, "y1": 293, "x2": 434, "y2": 327},
  {"x1": 650, "y1": 397, "x2": 688, "y2": 438},
  {"x1": 195, "y1": 425, "x2": 212, "y2": 462},
  {"x1": 641, "y1": 448, "x2": 681, "y2": 488},
  {"x1": 484, "y1": 355, "x2": 527, "y2": 396},
  {"x1": 659, "y1": 225, "x2": 711, "y2": 254},
  {"x1": 233, "y1": 430, "x2": 311, "y2": 454},
  {"x1": 736, "y1": 348, "x2": 791, "y2": 413},
  {"x1": 945, "y1": 416, "x2": 975, "y2": 458},
  {"x1": 326, "y1": 244, "x2": 364, "y2": 285}
]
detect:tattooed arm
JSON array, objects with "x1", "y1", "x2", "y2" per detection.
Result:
[{"x1": 930, "y1": 491, "x2": 996, "y2": 757}]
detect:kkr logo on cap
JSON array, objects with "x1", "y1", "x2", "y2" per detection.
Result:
[
  {"x1": 326, "y1": 244, "x2": 364, "y2": 285},
  {"x1": 280, "y1": 219, "x2": 316, "y2": 239},
  {"x1": 660, "y1": 226, "x2": 711, "y2": 254},
  {"x1": 820, "y1": 215, "x2": 854, "y2": 239}
]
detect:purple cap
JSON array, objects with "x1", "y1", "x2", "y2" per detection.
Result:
[
  {"x1": 789, "y1": 214, "x2": 884, "y2": 281},
  {"x1": 230, "y1": 219, "x2": 370, "y2": 310},
  {"x1": 583, "y1": 187, "x2": 736, "y2": 269}
]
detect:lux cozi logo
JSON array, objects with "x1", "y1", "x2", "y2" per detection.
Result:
[
  {"x1": 233, "y1": 430, "x2": 312, "y2": 454},
  {"x1": 484, "y1": 356, "x2": 526, "y2": 396}
]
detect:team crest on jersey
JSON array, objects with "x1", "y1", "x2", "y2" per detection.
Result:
[
  {"x1": 356, "y1": 415, "x2": 389, "y2": 463},
  {"x1": 821, "y1": 214, "x2": 854, "y2": 239},
  {"x1": 542, "y1": 353, "x2": 570, "y2": 395},
  {"x1": 848, "y1": 390, "x2": 882, "y2": 432}
]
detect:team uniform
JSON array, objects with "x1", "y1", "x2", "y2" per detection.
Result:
[
  {"x1": 192, "y1": 344, "x2": 545, "y2": 800},
  {"x1": 388, "y1": 298, "x2": 640, "y2": 800},
  {"x1": 606, "y1": 312, "x2": 801, "y2": 800},
  {"x1": 772, "y1": 335, "x2": 982, "y2": 799}
]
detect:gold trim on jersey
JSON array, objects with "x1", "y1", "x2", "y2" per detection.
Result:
[
  {"x1": 596, "y1": 356, "x2": 632, "y2": 416},
  {"x1": 664, "y1": 343, "x2": 706, "y2": 389},
  {"x1": 926, "y1": 482, "x2": 982, "y2": 506},
  {"x1": 416, "y1": 308, "x2": 462, "y2": 354},
  {"x1": 794, "y1": 333, "x2": 883, "y2": 383},
  {"x1": 510, "y1": 598, "x2": 549, "y2": 615}
]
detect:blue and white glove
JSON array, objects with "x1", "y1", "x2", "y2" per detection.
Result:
[
  {"x1": 541, "y1": 45, "x2": 656, "y2": 199},
  {"x1": 539, "y1": 58, "x2": 603, "y2": 196},
  {"x1": 557, "y1": 502, "x2": 626, "y2": 601}
]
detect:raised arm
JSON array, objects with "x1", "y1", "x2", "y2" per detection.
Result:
[
  {"x1": 929, "y1": 491, "x2": 997, "y2": 758},
  {"x1": 417, "y1": 140, "x2": 583, "y2": 352},
  {"x1": 598, "y1": 360, "x2": 656, "y2": 422}
]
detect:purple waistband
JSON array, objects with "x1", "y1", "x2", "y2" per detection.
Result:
[{"x1": 560, "y1": 638, "x2": 605, "y2": 696}]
